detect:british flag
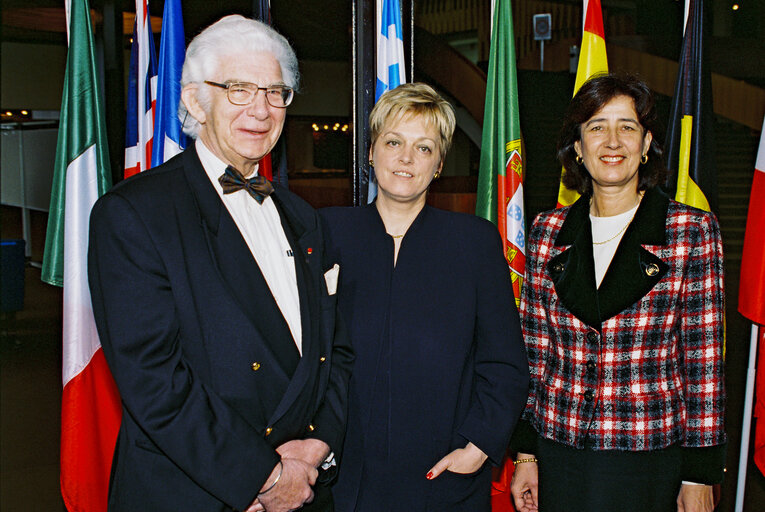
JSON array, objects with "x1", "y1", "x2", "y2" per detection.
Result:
[{"x1": 124, "y1": 0, "x2": 157, "y2": 178}]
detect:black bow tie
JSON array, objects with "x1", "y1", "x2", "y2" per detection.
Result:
[{"x1": 218, "y1": 166, "x2": 274, "y2": 204}]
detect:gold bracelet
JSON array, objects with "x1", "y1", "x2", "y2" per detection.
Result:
[{"x1": 513, "y1": 457, "x2": 538, "y2": 465}]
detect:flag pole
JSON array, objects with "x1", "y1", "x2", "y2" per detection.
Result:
[
  {"x1": 735, "y1": 323, "x2": 760, "y2": 512},
  {"x1": 352, "y1": 0, "x2": 375, "y2": 206}
]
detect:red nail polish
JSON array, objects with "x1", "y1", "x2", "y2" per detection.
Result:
[{"x1": 426, "y1": 472, "x2": 433, "y2": 480}]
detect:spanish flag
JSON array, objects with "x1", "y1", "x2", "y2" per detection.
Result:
[
  {"x1": 665, "y1": 0, "x2": 717, "y2": 213},
  {"x1": 556, "y1": 0, "x2": 608, "y2": 208}
]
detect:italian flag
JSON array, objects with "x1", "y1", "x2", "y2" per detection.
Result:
[
  {"x1": 41, "y1": 0, "x2": 121, "y2": 509},
  {"x1": 556, "y1": 0, "x2": 609, "y2": 208}
]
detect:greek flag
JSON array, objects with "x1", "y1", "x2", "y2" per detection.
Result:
[{"x1": 369, "y1": 0, "x2": 406, "y2": 202}]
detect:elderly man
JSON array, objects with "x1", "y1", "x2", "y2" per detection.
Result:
[{"x1": 88, "y1": 15, "x2": 352, "y2": 512}]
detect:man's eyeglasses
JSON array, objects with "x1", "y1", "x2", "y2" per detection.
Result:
[{"x1": 204, "y1": 81, "x2": 294, "y2": 108}]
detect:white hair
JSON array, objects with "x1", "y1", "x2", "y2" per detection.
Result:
[{"x1": 178, "y1": 15, "x2": 299, "y2": 138}]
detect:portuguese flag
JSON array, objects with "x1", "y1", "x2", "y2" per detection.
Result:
[{"x1": 475, "y1": 0, "x2": 525, "y2": 308}]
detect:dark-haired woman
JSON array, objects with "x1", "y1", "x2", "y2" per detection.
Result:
[{"x1": 509, "y1": 73, "x2": 726, "y2": 512}]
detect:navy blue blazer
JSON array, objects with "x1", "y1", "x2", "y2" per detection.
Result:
[
  {"x1": 88, "y1": 147, "x2": 353, "y2": 511},
  {"x1": 320, "y1": 205, "x2": 529, "y2": 511}
]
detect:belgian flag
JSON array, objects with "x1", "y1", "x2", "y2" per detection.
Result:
[{"x1": 665, "y1": 0, "x2": 718, "y2": 213}]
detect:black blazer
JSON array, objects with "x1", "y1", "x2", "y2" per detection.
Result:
[
  {"x1": 88, "y1": 147, "x2": 353, "y2": 511},
  {"x1": 321, "y1": 205, "x2": 529, "y2": 511}
]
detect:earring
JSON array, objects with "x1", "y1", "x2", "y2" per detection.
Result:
[
  {"x1": 641, "y1": 154, "x2": 648, "y2": 164},
  {"x1": 575, "y1": 154, "x2": 583, "y2": 165},
  {"x1": 369, "y1": 160, "x2": 374, "y2": 167},
  {"x1": 433, "y1": 170, "x2": 441, "y2": 179}
]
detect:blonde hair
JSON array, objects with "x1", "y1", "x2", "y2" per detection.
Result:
[{"x1": 369, "y1": 83, "x2": 456, "y2": 162}]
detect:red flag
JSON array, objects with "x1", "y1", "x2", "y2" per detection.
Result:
[
  {"x1": 740, "y1": 116, "x2": 765, "y2": 476},
  {"x1": 491, "y1": 462, "x2": 516, "y2": 512},
  {"x1": 754, "y1": 329, "x2": 765, "y2": 476},
  {"x1": 739, "y1": 118, "x2": 765, "y2": 325}
]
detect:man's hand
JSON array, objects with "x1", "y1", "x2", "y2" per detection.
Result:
[
  {"x1": 426, "y1": 442, "x2": 488, "y2": 479},
  {"x1": 246, "y1": 459, "x2": 318, "y2": 512},
  {"x1": 276, "y1": 439, "x2": 331, "y2": 469},
  {"x1": 677, "y1": 483, "x2": 714, "y2": 512},
  {"x1": 510, "y1": 453, "x2": 538, "y2": 512}
]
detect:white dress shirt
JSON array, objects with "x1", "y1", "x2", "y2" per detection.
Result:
[{"x1": 196, "y1": 141, "x2": 303, "y2": 355}]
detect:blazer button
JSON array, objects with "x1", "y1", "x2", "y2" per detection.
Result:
[
  {"x1": 552, "y1": 262, "x2": 565, "y2": 272},
  {"x1": 586, "y1": 331, "x2": 599, "y2": 343},
  {"x1": 319, "y1": 356, "x2": 326, "y2": 363},
  {"x1": 251, "y1": 362, "x2": 261, "y2": 371},
  {"x1": 307, "y1": 424, "x2": 316, "y2": 432},
  {"x1": 583, "y1": 390, "x2": 594, "y2": 402},
  {"x1": 265, "y1": 427, "x2": 273, "y2": 436},
  {"x1": 645, "y1": 263, "x2": 660, "y2": 276}
]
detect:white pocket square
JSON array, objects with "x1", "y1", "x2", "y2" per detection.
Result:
[{"x1": 324, "y1": 264, "x2": 340, "y2": 295}]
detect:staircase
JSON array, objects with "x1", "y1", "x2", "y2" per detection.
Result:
[{"x1": 715, "y1": 119, "x2": 760, "y2": 282}]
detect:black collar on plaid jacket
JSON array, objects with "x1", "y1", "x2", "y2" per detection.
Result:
[{"x1": 547, "y1": 187, "x2": 672, "y2": 329}]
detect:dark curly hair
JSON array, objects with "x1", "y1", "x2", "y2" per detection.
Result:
[{"x1": 557, "y1": 72, "x2": 666, "y2": 196}]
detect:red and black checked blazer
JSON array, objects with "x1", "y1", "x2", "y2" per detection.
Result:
[{"x1": 518, "y1": 188, "x2": 726, "y2": 482}]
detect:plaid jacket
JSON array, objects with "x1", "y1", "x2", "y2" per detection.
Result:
[{"x1": 519, "y1": 188, "x2": 726, "y2": 477}]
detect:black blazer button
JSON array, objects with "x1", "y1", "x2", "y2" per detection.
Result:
[
  {"x1": 553, "y1": 262, "x2": 565, "y2": 272},
  {"x1": 586, "y1": 331, "x2": 599, "y2": 343}
]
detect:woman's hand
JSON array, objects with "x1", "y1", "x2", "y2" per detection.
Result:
[
  {"x1": 426, "y1": 442, "x2": 488, "y2": 479},
  {"x1": 677, "y1": 483, "x2": 714, "y2": 512},
  {"x1": 510, "y1": 452, "x2": 539, "y2": 512}
]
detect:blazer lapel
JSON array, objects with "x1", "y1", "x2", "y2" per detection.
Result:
[
  {"x1": 268, "y1": 188, "x2": 324, "y2": 424},
  {"x1": 548, "y1": 196, "x2": 601, "y2": 328},
  {"x1": 549, "y1": 188, "x2": 671, "y2": 328},
  {"x1": 181, "y1": 149, "x2": 299, "y2": 376},
  {"x1": 596, "y1": 188, "x2": 670, "y2": 320}
]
